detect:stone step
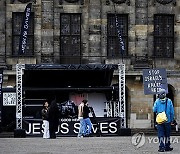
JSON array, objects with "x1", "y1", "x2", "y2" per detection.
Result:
[
  {"x1": 0, "y1": 129, "x2": 179, "y2": 138},
  {"x1": 0, "y1": 132, "x2": 14, "y2": 138},
  {"x1": 131, "y1": 128, "x2": 180, "y2": 136}
]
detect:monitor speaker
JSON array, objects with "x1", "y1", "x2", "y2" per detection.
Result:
[
  {"x1": 119, "y1": 128, "x2": 131, "y2": 136},
  {"x1": 14, "y1": 129, "x2": 26, "y2": 138}
]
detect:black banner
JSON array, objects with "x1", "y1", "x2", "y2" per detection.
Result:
[
  {"x1": 0, "y1": 69, "x2": 3, "y2": 126},
  {"x1": 19, "y1": 3, "x2": 32, "y2": 54},
  {"x1": 23, "y1": 117, "x2": 121, "y2": 137},
  {"x1": 115, "y1": 14, "x2": 125, "y2": 55}
]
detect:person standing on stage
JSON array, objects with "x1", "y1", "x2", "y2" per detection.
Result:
[
  {"x1": 48, "y1": 100, "x2": 59, "y2": 139},
  {"x1": 83, "y1": 100, "x2": 92, "y2": 137},
  {"x1": 77, "y1": 100, "x2": 85, "y2": 138},
  {"x1": 42, "y1": 101, "x2": 50, "y2": 139}
]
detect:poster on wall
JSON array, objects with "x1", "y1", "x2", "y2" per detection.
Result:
[
  {"x1": 143, "y1": 68, "x2": 168, "y2": 95},
  {"x1": 70, "y1": 93, "x2": 87, "y2": 106},
  {"x1": 23, "y1": 117, "x2": 121, "y2": 137}
]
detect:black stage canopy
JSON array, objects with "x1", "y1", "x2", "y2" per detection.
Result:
[
  {"x1": 25, "y1": 64, "x2": 118, "y2": 70},
  {"x1": 23, "y1": 64, "x2": 118, "y2": 89}
]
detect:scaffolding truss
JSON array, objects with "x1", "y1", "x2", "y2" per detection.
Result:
[
  {"x1": 16, "y1": 64, "x2": 25, "y2": 129},
  {"x1": 105, "y1": 64, "x2": 126, "y2": 128},
  {"x1": 106, "y1": 101, "x2": 113, "y2": 117},
  {"x1": 106, "y1": 101, "x2": 120, "y2": 117},
  {"x1": 118, "y1": 64, "x2": 126, "y2": 128},
  {"x1": 16, "y1": 63, "x2": 126, "y2": 129}
]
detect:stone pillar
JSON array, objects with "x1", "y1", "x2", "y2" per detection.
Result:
[
  {"x1": 0, "y1": 0, "x2": 6, "y2": 66},
  {"x1": 88, "y1": 0, "x2": 102, "y2": 63},
  {"x1": 174, "y1": 1, "x2": 180, "y2": 60},
  {"x1": 34, "y1": 0, "x2": 42, "y2": 63},
  {"x1": 41, "y1": 0, "x2": 54, "y2": 63},
  {"x1": 53, "y1": 0, "x2": 60, "y2": 64},
  {"x1": 135, "y1": 0, "x2": 148, "y2": 56},
  {"x1": 81, "y1": 0, "x2": 89, "y2": 64}
]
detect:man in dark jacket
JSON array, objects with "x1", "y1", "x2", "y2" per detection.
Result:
[{"x1": 48, "y1": 100, "x2": 59, "y2": 139}]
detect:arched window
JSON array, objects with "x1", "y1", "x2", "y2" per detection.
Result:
[
  {"x1": 12, "y1": 12, "x2": 34, "y2": 56},
  {"x1": 60, "y1": 14, "x2": 81, "y2": 64},
  {"x1": 107, "y1": 14, "x2": 128, "y2": 58},
  {"x1": 166, "y1": 84, "x2": 175, "y2": 105}
]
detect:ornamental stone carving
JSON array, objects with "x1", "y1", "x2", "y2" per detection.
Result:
[
  {"x1": 156, "y1": 0, "x2": 174, "y2": 4},
  {"x1": 111, "y1": 0, "x2": 126, "y2": 4},
  {"x1": 59, "y1": 0, "x2": 84, "y2": 5},
  {"x1": 64, "y1": 0, "x2": 79, "y2": 3},
  {"x1": 18, "y1": 0, "x2": 32, "y2": 3}
]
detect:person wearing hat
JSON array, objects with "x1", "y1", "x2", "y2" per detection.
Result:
[{"x1": 153, "y1": 89, "x2": 174, "y2": 152}]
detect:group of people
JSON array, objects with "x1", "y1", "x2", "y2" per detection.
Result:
[
  {"x1": 41, "y1": 100, "x2": 59, "y2": 139},
  {"x1": 78, "y1": 99, "x2": 93, "y2": 138},
  {"x1": 41, "y1": 90, "x2": 177, "y2": 152},
  {"x1": 42, "y1": 99, "x2": 93, "y2": 139}
]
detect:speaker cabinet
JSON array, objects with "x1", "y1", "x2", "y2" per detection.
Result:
[
  {"x1": 119, "y1": 128, "x2": 131, "y2": 136},
  {"x1": 14, "y1": 129, "x2": 26, "y2": 138}
]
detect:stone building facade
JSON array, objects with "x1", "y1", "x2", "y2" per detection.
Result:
[{"x1": 0, "y1": 0, "x2": 180, "y2": 129}]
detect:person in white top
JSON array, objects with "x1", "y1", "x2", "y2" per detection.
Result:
[
  {"x1": 77, "y1": 100, "x2": 85, "y2": 138},
  {"x1": 42, "y1": 101, "x2": 50, "y2": 139}
]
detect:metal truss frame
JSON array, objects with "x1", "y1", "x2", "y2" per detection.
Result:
[
  {"x1": 118, "y1": 64, "x2": 126, "y2": 128},
  {"x1": 106, "y1": 101, "x2": 113, "y2": 117},
  {"x1": 105, "y1": 64, "x2": 126, "y2": 128},
  {"x1": 16, "y1": 63, "x2": 126, "y2": 129},
  {"x1": 16, "y1": 64, "x2": 25, "y2": 129},
  {"x1": 114, "y1": 100, "x2": 120, "y2": 117},
  {"x1": 106, "y1": 101, "x2": 120, "y2": 117}
]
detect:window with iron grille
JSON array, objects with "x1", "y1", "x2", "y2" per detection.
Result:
[
  {"x1": 12, "y1": 12, "x2": 34, "y2": 56},
  {"x1": 154, "y1": 14, "x2": 174, "y2": 58},
  {"x1": 107, "y1": 14, "x2": 128, "y2": 58},
  {"x1": 60, "y1": 14, "x2": 81, "y2": 64}
]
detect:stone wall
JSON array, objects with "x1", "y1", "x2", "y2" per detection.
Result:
[
  {"x1": 0, "y1": 0, "x2": 180, "y2": 128},
  {"x1": 0, "y1": 0, "x2": 6, "y2": 65}
]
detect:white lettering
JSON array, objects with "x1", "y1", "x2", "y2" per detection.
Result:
[
  {"x1": 154, "y1": 137, "x2": 160, "y2": 143},
  {"x1": 100, "y1": 123, "x2": 108, "y2": 134},
  {"x1": 26, "y1": 123, "x2": 31, "y2": 134},
  {"x1": 60, "y1": 123, "x2": 69, "y2": 134},
  {"x1": 23, "y1": 31, "x2": 27, "y2": 38},
  {"x1": 24, "y1": 20, "x2": 29, "y2": 29},
  {"x1": 172, "y1": 137, "x2": 179, "y2": 144},
  {"x1": 56, "y1": 126, "x2": 60, "y2": 134},
  {"x1": 21, "y1": 37, "x2": 27, "y2": 52},
  {"x1": 73, "y1": 123, "x2": 80, "y2": 134},
  {"x1": 109, "y1": 122, "x2": 117, "y2": 133},
  {"x1": 91, "y1": 124, "x2": 98, "y2": 133},
  {"x1": 32, "y1": 123, "x2": 41, "y2": 134},
  {"x1": 148, "y1": 137, "x2": 153, "y2": 143}
]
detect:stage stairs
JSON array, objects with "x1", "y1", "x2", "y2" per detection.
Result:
[{"x1": 0, "y1": 131, "x2": 14, "y2": 138}]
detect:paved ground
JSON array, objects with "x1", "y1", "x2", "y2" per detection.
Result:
[{"x1": 0, "y1": 136, "x2": 180, "y2": 154}]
